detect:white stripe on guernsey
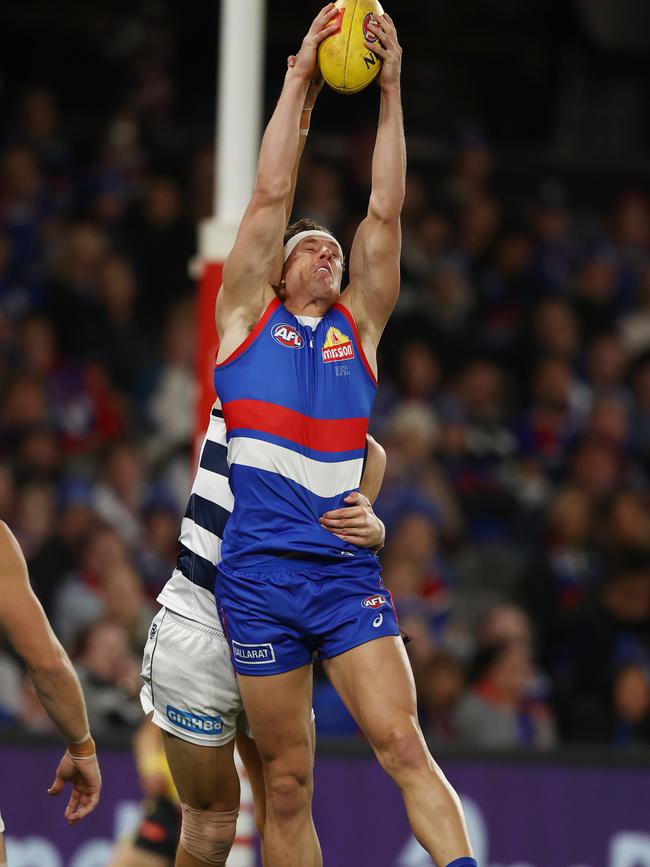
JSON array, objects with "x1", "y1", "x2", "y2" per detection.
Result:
[
  {"x1": 205, "y1": 413, "x2": 227, "y2": 445},
  {"x1": 229, "y1": 436, "x2": 363, "y2": 499},
  {"x1": 179, "y1": 517, "x2": 222, "y2": 565},
  {"x1": 191, "y1": 466, "x2": 234, "y2": 512}
]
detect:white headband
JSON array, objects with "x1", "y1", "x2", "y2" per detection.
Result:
[{"x1": 283, "y1": 230, "x2": 343, "y2": 263}]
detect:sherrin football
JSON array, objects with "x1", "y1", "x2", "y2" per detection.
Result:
[{"x1": 318, "y1": 0, "x2": 384, "y2": 95}]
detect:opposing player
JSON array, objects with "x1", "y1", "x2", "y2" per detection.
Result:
[
  {"x1": 0, "y1": 522, "x2": 101, "y2": 862},
  {"x1": 213, "y1": 6, "x2": 476, "y2": 867}
]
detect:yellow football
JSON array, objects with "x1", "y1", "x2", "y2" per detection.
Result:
[{"x1": 318, "y1": 0, "x2": 384, "y2": 96}]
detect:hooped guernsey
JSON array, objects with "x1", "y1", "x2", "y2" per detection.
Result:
[
  {"x1": 213, "y1": 296, "x2": 400, "y2": 675},
  {"x1": 213, "y1": 297, "x2": 378, "y2": 571}
]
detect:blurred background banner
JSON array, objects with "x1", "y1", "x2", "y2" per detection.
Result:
[
  {"x1": 3, "y1": 741, "x2": 650, "y2": 867},
  {"x1": 2, "y1": 742, "x2": 141, "y2": 867}
]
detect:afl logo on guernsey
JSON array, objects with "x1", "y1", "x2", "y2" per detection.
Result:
[
  {"x1": 272, "y1": 323, "x2": 304, "y2": 349},
  {"x1": 322, "y1": 326, "x2": 355, "y2": 363}
]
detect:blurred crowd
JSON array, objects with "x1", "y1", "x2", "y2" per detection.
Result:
[{"x1": 2, "y1": 14, "x2": 650, "y2": 754}]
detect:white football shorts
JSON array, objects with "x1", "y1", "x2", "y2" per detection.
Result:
[
  {"x1": 0, "y1": 808, "x2": 4, "y2": 833},
  {"x1": 141, "y1": 607, "x2": 249, "y2": 746}
]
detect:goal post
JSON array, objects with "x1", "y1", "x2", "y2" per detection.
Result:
[{"x1": 195, "y1": 0, "x2": 266, "y2": 444}]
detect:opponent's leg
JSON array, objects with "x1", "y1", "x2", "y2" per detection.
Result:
[
  {"x1": 236, "y1": 731, "x2": 266, "y2": 837},
  {"x1": 324, "y1": 636, "x2": 474, "y2": 866},
  {"x1": 161, "y1": 732, "x2": 240, "y2": 867},
  {"x1": 237, "y1": 665, "x2": 321, "y2": 867}
]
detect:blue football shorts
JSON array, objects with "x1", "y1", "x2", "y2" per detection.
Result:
[{"x1": 215, "y1": 557, "x2": 400, "y2": 676}]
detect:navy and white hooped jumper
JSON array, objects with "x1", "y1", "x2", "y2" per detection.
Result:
[{"x1": 213, "y1": 297, "x2": 399, "y2": 675}]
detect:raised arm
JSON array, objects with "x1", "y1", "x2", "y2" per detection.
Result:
[
  {"x1": 0, "y1": 522, "x2": 101, "y2": 823},
  {"x1": 343, "y1": 13, "x2": 405, "y2": 351},
  {"x1": 268, "y1": 65, "x2": 325, "y2": 286},
  {"x1": 217, "y1": 5, "x2": 339, "y2": 343}
]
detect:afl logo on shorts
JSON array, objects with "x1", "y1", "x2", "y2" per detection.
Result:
[
  {"x1": 362, "y1": 13, "x2": 379, "y2": 43},
  {"x1": 362, "y1": 594, "x2": 386, "y2": 609},
  {"x1": 272, "y1": 323, "x2": 304, "y2": 349}
]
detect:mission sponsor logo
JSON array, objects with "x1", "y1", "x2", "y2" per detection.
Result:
[
  {"x1": 362, "y1": 594, "x2": 387, "y2": 609},
  {"x1": 166, "y1": 706, "x2": 224, "y2": 735},
  {"x1": 272, "y1": 323, "x2": 304, "y2": 349},
  {"x1": 322, "y1": 326, "x2": 355, "y2": 363},
  {"x1": 232, "y1": 641, "x2": 276, "y2": 664}
]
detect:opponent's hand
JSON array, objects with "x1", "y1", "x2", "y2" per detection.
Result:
[
  {"x1": 287, "y1": 56, "x2": 324, "y2": 109},
  {"x1": 320, "y1": 492, "x2": 386, "y2": 550},
  {"x1": 290, "y1": 4, "x2": 340, "y2": 85},
  {"x1": 48, "y1": 750, "x2": 102, "y2": 825},
  {"x1": 364, "y1": 12, "x2": 402, "y2": 90}
]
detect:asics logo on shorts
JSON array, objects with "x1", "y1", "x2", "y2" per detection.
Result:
[
  {"x1": 166, "y1": 706, "x2": 224, "y2": 734},
  {"x1": 232, "y1": 641, "x2": 276, "y2": 664}
]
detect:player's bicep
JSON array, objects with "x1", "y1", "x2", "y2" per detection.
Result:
[
  {"x1": 346, "y1": 213, "x2": 401, "y2": 336},
  {"x1": 0, "y1": 525, "x2": 59, "y2": 669},
  {"x1": 220, "y1": 191, "x2": 287, "y2": 317},
  {"x1": 4, "y1": 587, "x2": 60, "y2": 670}
]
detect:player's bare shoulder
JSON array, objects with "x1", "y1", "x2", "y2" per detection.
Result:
[{"x1": 215, "y1": 279, "x2": 277, "y2": 363}]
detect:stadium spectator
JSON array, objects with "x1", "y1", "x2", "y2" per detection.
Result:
[
  {"x1": 73, "y1": 619, "x2": 143, "y2": 738},
  {"x1": 610, "y1": 664, "x2": 650, "y2": 746},
  {"x1": 455, "y1": 642, "x2": 557, "y2": 749},
  {"x1": 419, "y1": 651, "x2": 466, "y2": 748}
]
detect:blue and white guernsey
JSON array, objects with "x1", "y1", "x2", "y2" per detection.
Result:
[{"x1": 157, "y1": 407, "x2": 231, "y2": 627}]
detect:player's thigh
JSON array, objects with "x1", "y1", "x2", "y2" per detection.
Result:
[
  {"x1": 162, "y1": 732, "x2": 239, "y2": 811},
  {"x1": 323, "y1": 635, "x2": 419, "y2": 743},
  {"x1": 0, "y1": 832, "x2": 6, "y2": 864},
  {"x1": 237, "y1": 665, "x2": 314, "y2": 767},
  {"x1": 108, "y1": 841, "x2": 171, "y2": 867}
]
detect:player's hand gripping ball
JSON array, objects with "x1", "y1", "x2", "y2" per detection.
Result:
[{"x1": 318, "y1": 0, "x2": 385, "y2": 95}]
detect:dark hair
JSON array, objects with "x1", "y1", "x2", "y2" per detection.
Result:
[{"x1": 469, "y1": 642, "x2": 515, "y2": 684}]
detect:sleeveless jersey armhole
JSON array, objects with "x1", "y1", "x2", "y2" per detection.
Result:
[
  {"x1": 332, "y1": 302, "x2": 377, "y2": 387},
  {"x1": 216, "y1": 297, "x2": 281, "y2": 369}
]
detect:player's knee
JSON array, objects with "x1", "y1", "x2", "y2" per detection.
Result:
[
  {"x1": 180, "y1": 804, "x2": 238, "y2": 866},
  {"x1": 265, "y1": 764, "x2": 313, "y2": 822},
  {"x1": 374, "y1": 725, "x2": 431, "y2": 780}
]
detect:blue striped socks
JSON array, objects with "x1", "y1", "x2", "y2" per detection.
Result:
[{"x1": 445, "y1": 859, "x2": 478, "y2": 867}]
